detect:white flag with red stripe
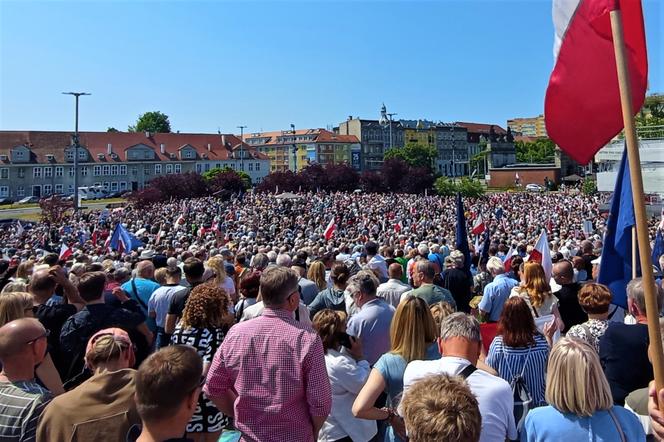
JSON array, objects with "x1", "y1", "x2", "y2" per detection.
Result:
[
  {"x1": 471, "y1": 215, "x2": 486, "y2": 235},
  {"x1": 528, "y1": 229, "x2": 553, "y2": 281},
  {"x1": 59, "y1": 243, "x2": 73, "y2": 261},
  {"x1": 545, "y1": 0, "x2": 648, "y2": 164},
  {"x1": 324, "y1": 218, "x2": 336, "y2": 241}
]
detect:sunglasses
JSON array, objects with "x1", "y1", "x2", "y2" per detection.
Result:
[{"x1": 25, "y1": 329, "x2": 50, "y2": 345}]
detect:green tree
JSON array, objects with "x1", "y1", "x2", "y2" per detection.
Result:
[
  {"x1": 434, "y1": 176, "x2": 457, "y2": 196},
  {"x1": 515, "y1": 138, "x2": 556, "y2": 164},
  {"x1": 384, "y1": 143, "x2": 437, "y2": 170},
  {"x1": 582, "y1": 178, "x2": 597, "y2": 195},
  {"x1": 457, "y1": 177, "x2": 485, "y2": 198},
  {"x1": 107, "y1": 127, "x2": 119, "y2": 132},
  {"x1": 203, "y1": 167, "x2": 251, "y2": 188},
  {"x1": 128, "y1": 111, "x2": 172, "y2": 133}
]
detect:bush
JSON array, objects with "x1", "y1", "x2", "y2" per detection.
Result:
[
  {"x1": 582, "y1": 178, "x2": 597, "y2": 195},
  {"x1": 457, "y1": 177, "x2": 485, "y2": 198},
  {"x1": 205, "y1": 168, "x2": 249, "y2": 194},
  {"x1": 435, "y1": 176, "x2": 457, "y2": 196}
]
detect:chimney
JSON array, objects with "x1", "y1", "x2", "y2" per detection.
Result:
[
  {"x1": 107, "y1": 143, "x2": 112, "y2": 154},
  {"x1": 207, "y1": 143, "x2": 211, "y2": 151},
  {"x1": 145, "y1": 131, "x2": 151, "y2": 138},
  {"x1": 221, "y1": 135, "x2": 226, "y2": 147},
  {"x1": 160, "y1": 143, "x2": 165, "y2": 154},
  {"x1": 348, "y1": 115, "x2": 352, "y2": 121}
]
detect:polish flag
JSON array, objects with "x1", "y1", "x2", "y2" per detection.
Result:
[
  {"x1": 503, "y1": 246, "x2": 516, "y2": 272},
  {"x1": 528, "y1": 230, "x2": 553, "y2": 281},
  {"x1": 175, "y1": 214, "x2": 185, "y2": 226},
  {"x1": 324, "y1": 218, "x2": 336, "y2": 241},
  {"x1": 59, "y1": 243, "x2": 73, "y2": 261},
  {"x1": 545, "y1": 0, "x2": 648, "y2": 164},
  {"x1": 394, "y1": 221, "x2": 403, "y2": 233},
  {"x1": 471, "y1": 215, "x2": 486, "y2": 235}
]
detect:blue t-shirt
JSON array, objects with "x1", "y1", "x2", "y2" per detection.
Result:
[
  {"x1": 374, "y1": 343, "x2": 441, "y2": 442},
  {"x1": 122, "y1": 278, "x2": 160, "y2": 331},
  {"x1": 521, "y1": 405, "x2": 645, "y2": 442}
]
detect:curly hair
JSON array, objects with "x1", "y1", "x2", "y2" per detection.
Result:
[
  {"x1": 517, "y1": 261, "x2": 552, "y2": 309},
  {"x1": 180, "y1": 283, "x2": 233, "y2": 329}
]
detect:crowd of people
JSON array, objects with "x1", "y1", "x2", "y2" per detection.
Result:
[{"x1": 0, "y1": 190, "x2": 663, "y2": 442}]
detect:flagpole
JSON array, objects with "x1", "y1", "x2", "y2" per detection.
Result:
[
  {"x1": 632, "y1": 226, "x2": 637, "y2": 279},
  {"x1": 610, "y1": 7, "x2": 664, "y2": 390}
]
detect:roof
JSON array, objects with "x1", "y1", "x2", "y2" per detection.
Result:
[
  {"x1": 0, "y1": 131, "x2": 268, "y2": 164},
  {"x1": 315, "y1": 129, "x2": 359, "y2": 143},
  {"x1": 455, "y1": 122, "x2": 507, "y2": 134},
  {"x1": 244, "y1": 128, "x2": 323, "y2": 146}
]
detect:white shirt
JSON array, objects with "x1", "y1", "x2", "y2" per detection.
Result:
[
  {"x1": 377, "y1": 279, "x2": 412, "y2": 308},
  {"x1": 402, "y1": 356, "x2": 517, "y2": 442},
  {"x1": 318, "y1": 349, "x2": 376, "y2": 442},
  {"x1": 241, "y1": 300, "x2": 312, "y2": 327},
  {"x1": 367, "y1": 255, "x2": 389, "y2": 281}
]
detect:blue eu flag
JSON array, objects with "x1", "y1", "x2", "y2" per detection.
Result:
[
  {"x1": 598, "y1": 148, "x2": 639, "y2": 308},
  {"x1": 455, "y1": 193, "x2": 471, "y2": 277}
]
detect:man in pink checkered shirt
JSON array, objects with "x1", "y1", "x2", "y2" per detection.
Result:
[{"x1": 204, "y1": 266, "x2": 332, "y2": 442}]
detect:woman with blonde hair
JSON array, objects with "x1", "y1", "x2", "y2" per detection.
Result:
[
  {"x1": 206, "y1": 256, "x2": 236, "y2": 303},
  {"x1": 521, "y1": 337, "x2": 644, "y2": 441},
  {"x1": 1, "y1": 280, "x2": 28, "y2": 294},
  {"x1": 566, "y1": 283, "x2": 612, "y2": 352},
  {"x1": 307, "y1": 260, "x2": 327, "y2": 292},
  {"x1": 353, "y1": 296, "x2": 440, "y2": 441},
  {"x1": 171, "y1": 284, "x2": 234, "y2": 442},
  {"x1": 510, "y1": 261, "x2": 562, "y2": 326},
  {"x1": 0, "y1": 292, "x2": 65, "y2": 395},
  {"x1": 13, "y1": 260, "x2": 34, "y2": 282},
  {"x1": 313, "y1": 309, "x2": 376, "y2": 442}
]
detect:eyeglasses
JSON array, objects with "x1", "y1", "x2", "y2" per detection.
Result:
[{"x1": 25, "y1": 329, "x2": 50, "y2": 345}]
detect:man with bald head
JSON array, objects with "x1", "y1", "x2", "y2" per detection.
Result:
[
  {"x1": 552, "y1": 260, "x2": 587, "y2": 332},
  {"x1": 401, "y1": 260, "x2": 457, "y2": 309},
  {"x1": 121, "y1": 260, "x2": 160, "y2": 332},
  {"x1": 0, "y1": 318, "x2": 53, "y2": 440},
  {"x1": 377, "y1": 263, "x2": 412, "y2": 308}
]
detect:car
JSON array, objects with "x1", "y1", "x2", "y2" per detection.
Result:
[
  {"x1": 17, "y1": 196, "x2": 39, "y2": 204},
  {"x1": 525, "y1": 183, "x2": 544, "y2": 192},
  {"x1": 0, "y1": 197, "x2": 13, "y2": 205}
]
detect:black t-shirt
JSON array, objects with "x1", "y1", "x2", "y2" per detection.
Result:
[
  {"x1": 554, "y1": 283, "x2": 588, "y2": 332},
  {"x1": 582, "y1": 254, "x2": 597, "y2": 280},
  {"x1": 34, "y1": 303, "x2": 77, "y2": 371},
  {"x1": 441, "y1": 268, "x2": 472, "y2": 313},
  {"x1": 167, "y1": 281, "x2": 203, "y2": 317},
  {"x1": 599, "y1": 322, "x2": 652, "y2": 405}
]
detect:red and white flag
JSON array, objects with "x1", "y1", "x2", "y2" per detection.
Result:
[
  {"x1": 324, "y1": 218, "x2": 336, "y2": 241},
  {"x1": 59, "y1": 243, "x2": 73, "y2": 261},
  {"x1": 528, "y1": 229, "x2": 553, "y2": 281},
  {"x1": 545, "y1": 0, "x2": 648, "y2": 164},
  {"x1": 471, "y1": 215, "x2": 486, "y2": 235},
  {"x1": 394, "y1": 221, "x2": 403, "y2": 233},
  {"x1": 175, "y1": 214, "x2": 185, "y2": 226}
]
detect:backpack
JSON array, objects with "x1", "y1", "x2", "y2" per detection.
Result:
[{"x1": 503, "y1": 347, "x2": 533, "y2": 436}]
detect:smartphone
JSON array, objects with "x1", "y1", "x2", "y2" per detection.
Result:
[{"x1": 338, "y1": 332, "x2": 353, "y2": 349}]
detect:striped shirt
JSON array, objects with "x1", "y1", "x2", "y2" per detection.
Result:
[
  {"x1": 0, "y1": 380, "x2": 52, "y2": 442},
  {"x1": 486, "y1": 334, "x2": 549, "y2": 407}
]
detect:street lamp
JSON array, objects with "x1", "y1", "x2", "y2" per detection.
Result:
[
  {"x1": 237, "y1": 125, "x2": 247, "y2": 172},
  {"x1": 290, "y1": 123, "x2": 296, "y2": 171},
  {"x1": 450, "y1": 124, "x2": 456, "y2": 178},
  {"x1": 62, "y1": 92, "x2": 91, "y2": 212}
]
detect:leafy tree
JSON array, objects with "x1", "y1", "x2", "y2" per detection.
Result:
[
  {"x1": 299, "y1": 163, "x2": 328, "y2": 191},
  {"x1": 107, "y1": 127, "x2": 119, "y2": 132},
  {"x1": 324, "y1": 163, "x2": 360, "y2": 192},
  {"x1": 384, "y1": 143, "x2": 437, "y2": 171},
  {"x1": 128, "y1": 111, "x2": 172, "y2": 133},
  {"x1": 435, "y1": 176, "x2": 457, "y2": 196},
  {"x1": 582, "y1": 178, "x2": 597, "y2": 195},
  {"x1": 636, "y1": 93, "x2": 664, "y2": 130},
  {"x1": 515, "y1": 138, "x2": 556, "y2": 163},
  {"x1": 148, "y1": 172, "x2": 207, "y2": 200},
  {"x1": 256, "y1": 170, "x2": 303, "y2": 193},
  {"x1": 402, "y1": 167, "x2": 435, "y2": 194},
  {"x1": 127, "y1": 187, "x2": 164, "y2": 206},
  {"x1": 40, "y1": 196, "x2": 72, "y2": 225},
  {"x1": 457, "y1": 177, "x2": 485, "y2": 198},
  {"x1": 360, "y1": 171, "x2": 384, "y2": 193},
  {"x1": 203, "y1": 167, "x2": 251, "y2": 189},
  {"x1": 206, "y1": 169, "x2": 249, "y2": 194},
  {"x1": 381, "y1": 158, "x2": 409, "y2": 192}
]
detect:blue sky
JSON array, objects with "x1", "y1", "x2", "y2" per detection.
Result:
[{"x1": 0, "y1": 0, "x2": 661, "y2": 134}]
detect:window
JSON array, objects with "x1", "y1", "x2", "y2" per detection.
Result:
[
  {"x1": 119, "y1": 182, "x2": 127, "y2": 190},
  {"x1": 94, "y1": 182, "x2": 102, "y2": 188},
  {"x1": 68, "y1": 167, "x2": 74, "y2": 177},
  {"x1": 43, "y1": 184, "x2": 52, "y2": 195},
  {"x1": 0, "y1": 186, "x2": 8, "y2": 197},
  {"x1": 110, "y1": 165, "x2": 118, "y2": 175},
  {"x1": 55, "y1": 166, "x2": 63, "y2": 177},
  {"x1": 33, "y1": 167, "x2": 42, "y2": 178},
  {"x1": 166, "y1": 164, "x2": 173, "y2": 174},
  {"x1": 16, "y1": 186, "x2": 25, "y2": 197},
  {"x1": 68, "y1": 184, "x2": 74, "y2": 194},
  {"x1": 103, "y1": 182, "x2": 110, "y2": 190},
  {"x1": 18, "y1": 168, "x2": 25, "y2": 178},
  {"x1": 204, "y1": 163, "x2": 210, "y2": 172},
  {"x1": 174, "y1": 164, "x2": 181, "y2": 174},
  {"x1": 66, "y1": 150, "x2": 74, "y2": 161},
  {"x1": 81, "y1": 166, "x2": 89, "y2": 177},
  {"x1": 196, "y1": 164, "x2": 202, "y2": 173},
  {"x1": 131, "y1": 167, "x2": 138, "y2": 175},
  {"x1": 78, "y1": 150, "x2": 87, "y2": 160},
  {"x1": 143, "y1": 166, "x2": 151, "y2": 175},
  {"x1": 93, "y1": 165, "x2": 102, "y2": 176},
  {"x1": 216, "y1": 163, "x2": 221, "y2": 169},
  {"x1": 55, "y1": 184, "x2": 63, "y2": 194},
  {"x1": 248, "y1": 163, "x2": 254, "y2": 171},
  {"x1": 184, "y1": 150, "x2": 194, "y2": 159},
  {"x1": 240, "y1": 163, "x2": 244, "y2": 171},
  {"x1": 102, "y1": 165, "x2": 110, "y2": 176},
  {"x1": 0, "y1": 168, "x2": 8, "y2": 179},
  {"x1": 155, "y1": 164, "x2": 162, "y2": 174},
  {"x1": 111, "y1": 182, "x2": 119, "y2": 191},
  {"x1": 119, "y1": 165, "x2": 127, "y2": 175},
  {"x1": 256, "y1": 163, "x2": 261, "y2": 171},
  {"x1": 230, "y1": 163, "x2": 236, "y2": 170},
  {"x1": 44, "y1": 167, "x2": 53, "y2": 178},
  {"x1": 14, "y1": 150, "x2": 25, "y2": 159}
]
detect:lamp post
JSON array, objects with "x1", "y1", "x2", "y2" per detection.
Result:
[
  {"x1": 450, "y1": 124, "x2": 456, "y2": 178},
  {"x1": 290, "y1": 123, "x2": 296, "y2": 171},
  {"x1": 62, "y1": 92, "x2": 91, "y2": 212},
  {"x1": 237, "y1": 125, "x2": 247, "y2": 172}
]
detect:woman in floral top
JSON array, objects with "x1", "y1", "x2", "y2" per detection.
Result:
[{"x1": 566, "y1": 283, "x2": 612, "y2": 352}]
